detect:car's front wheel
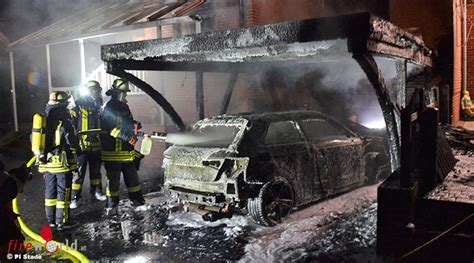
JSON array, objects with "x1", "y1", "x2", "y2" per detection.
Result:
[{"x1": 247, "y1": 177, "x2": 294, "y2": 226}]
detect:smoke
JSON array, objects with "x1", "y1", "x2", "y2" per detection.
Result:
[
  {"x1": 0, "y1": 0, "x2": 101, "y2": 126},
  {"x1": 0, "y1": 0, "x2": 95, "y2": 42},
  {"x1": 166, "y1": 125, "x2": 239, "y2": 148},
  {"x1": 248, "y1": 56, "x2": 424, "y2": 129}
]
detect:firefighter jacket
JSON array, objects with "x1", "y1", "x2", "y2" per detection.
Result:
[
  {"x1": 38, "y1": 104, "x2": 79, "y2": 173},
  {"x1": 0, "y1": 170, "x2": 24, "y2": 255},
  {"x1": 71, "y1": 97, "x2": 102, "y2": 152},
  {"x1": 100, "y1": 98, "x2": 142, "y2": 162}
]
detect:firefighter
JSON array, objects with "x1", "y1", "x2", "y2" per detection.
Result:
[
  {"x1": 461, "y1": 90, "x2": 474, "y2": 117},
  {"x1": 38, "y1": 91, "x2": 79, "y2": 230},
  {"x1": 101, "y1": 79, "x2": 145, "y2": 214},
  {"x1": 70, "y1": 80, "x2": 106, "y2": 209},
  {"x1": 0, "y1": 162, "x2": 29, "y2": 258}
]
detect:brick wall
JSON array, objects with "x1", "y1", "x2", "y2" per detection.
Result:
[
  {"x1": 452, "y1": 0, "x2": 462, "y2": 125},
  {"x1": 465, "y1": 4, "x2": 474, "y2": 117},
  {"x1": 214, "y1": 0, "x2": 241, "y2": 30},
  {"x1": 161, "y1": 24, "x2": 175, "y2": 38},
  {"x1": 390, "y1": 0, "x2": 452, "y2": 49},
  {"x1": 390, "y1": 0, "x2": 454, "y2": 123},
  {"x1": 245, "y1": 0, "x2": 388, "y2": 26}
]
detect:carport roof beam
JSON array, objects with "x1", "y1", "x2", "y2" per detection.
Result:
[{"x1": 102, "y1": 12, "x2": 432, "y2": 70}]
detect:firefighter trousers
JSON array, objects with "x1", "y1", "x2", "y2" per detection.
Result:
[
  {"x1": 72, "y1": 151, "x2": 103, "y2": 200},
  {"x1": 104, "y1": 161, "x2": 143, "y2": 208},
  {"x1": 44, "y1": 172, "x2": 72, "y2": 225}
]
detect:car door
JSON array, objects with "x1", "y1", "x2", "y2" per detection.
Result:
[
  {"x1": 299, "y1": 118, "x2": 364, "y2": 198},
  {"x1": 264, "y1": 120, "x2": 314, "y2": 205}
]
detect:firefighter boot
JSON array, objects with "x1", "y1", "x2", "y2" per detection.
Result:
[
  {"x1": 91, "y1": 186, "x2": 106, "y2": 201},
  {"x1": 105, "y1": 196, "x2": 119, "y2": 215},
  {"x1": 70, "y1": 192, "x2": 81, "y2": 209},
  {"x1": 129, "y1": 191, "x2": 145, "y2": 207}
]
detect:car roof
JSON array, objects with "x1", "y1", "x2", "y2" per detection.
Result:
[
  {"x1": 208, "y1": 110, "x2": 358, "y2": 137},
  {"x1": 215, "y1": 110, "x2": 335, "y2": 122}
]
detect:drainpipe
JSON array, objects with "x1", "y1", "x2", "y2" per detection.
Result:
[
  {"x1": 239, "y1": 0, "x2": 245, "y2": 27},
  {"x1": 79, "y1": 39, "x2": 86, "y2": 84},
  {"x1": 463, "y1": 0, "x2": 467, "y2": 93},
  {"x1": 9, "y1": 51, "x2": 18, "y2": 132}
]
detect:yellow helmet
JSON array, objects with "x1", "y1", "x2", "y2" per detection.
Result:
[
  {"x1": 112, "y1": 79, "x2": 130, "y2": 92},
  {"x1": 48, "y1": 91, "x2": 70, "y2": 106},
  {"x1": 86, "y1": 80, "x2": 102, "y2": 91}
]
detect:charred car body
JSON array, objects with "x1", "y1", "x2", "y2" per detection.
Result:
[{"x1": 163, "y1": 111, "x2": 389, "y2": 226}]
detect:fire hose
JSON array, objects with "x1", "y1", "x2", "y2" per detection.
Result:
[{"x1": 12, "y1": 156, "x2": 90, "y2": 263}]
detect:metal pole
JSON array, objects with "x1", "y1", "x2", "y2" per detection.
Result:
[
  {"x1": 9, "y1": 51, "x2": 18, "y2": 132},
  {"x1": 46, "y1": 44, "x2": 53, "y2": 95},
  {"x1": 219, "y1": 73, "x2": 238, "y2": 115},
  {"x1": 463, "y1": 0, "x2": 467, "y2": 92},
  {"x1": 239, "y1": 0, "x2": 246, "y2": 27},
  {"x1": 195, "y1": 71, "x2": 204, "y2": 120},
  {"x1": 79, "y1": 39, "x2": 86, "y2": 83},
  {"x1": 194, "y1": 19, "x2": 202, "y2": 34}
]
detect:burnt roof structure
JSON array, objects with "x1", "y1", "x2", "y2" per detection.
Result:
[
  {"x1": 101, "y1": 12, "x2": 434, "y2": 171},
  {"x1": 102, "y1": 12, "x2": 432, "y2": 70}
]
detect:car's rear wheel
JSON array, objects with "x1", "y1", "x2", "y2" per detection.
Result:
[{"x1": 247, "y1": 177, "x2": 294, "y2": 226}]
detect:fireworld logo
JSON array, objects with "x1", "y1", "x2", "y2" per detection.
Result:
[{"x1": 6, "y1": 224, "x2": 86, "y2": 260}]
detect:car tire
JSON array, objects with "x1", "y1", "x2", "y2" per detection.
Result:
[{"x1": 247, "y1": 177, "x2": 294, "y2": 226}]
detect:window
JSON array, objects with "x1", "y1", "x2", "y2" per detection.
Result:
[
  {"x1": 265, "y1": 121, "x2": 302, "y2": 145},
  {"x1": 299, "y1": 119, "x2": 346, "y2": 142},
  {"x1": 173, "y1": 124, "x2": 240, "y2": 148}
]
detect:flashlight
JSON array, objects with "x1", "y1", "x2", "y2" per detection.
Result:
[{"x1": 79, "y1": 85, "x2": 90, "y2": 97}]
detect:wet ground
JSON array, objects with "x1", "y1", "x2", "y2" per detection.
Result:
[
  {"x1": 3, "y1": 136, "x2": 386, "y2": 262},
  {"x1": 3, "y1": 135, "x2": 472, "y2": 262}
]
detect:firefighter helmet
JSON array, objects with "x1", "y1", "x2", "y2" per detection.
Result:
[
  {"x1": 86, "y1": 80, "x2": 102, "y2": 91},
  {"x1": 48, "y1": 91, "x2": 70, "y2": 106},
  {"x1": 112, "y1": 79, "x2": 130, "y2": 92},
  {"x1": 106, "y1": 79, "x2": 130, "y2": 101}
]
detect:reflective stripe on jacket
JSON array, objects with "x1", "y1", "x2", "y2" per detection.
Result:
[
  {"x1": 73, "y1": 97, "x2": 102, "y2": 152},
  {"x1": 40, "y1": 104, "x2": 79, "y2": 173},
  {"x1": 100, "y1": 98, "x2": 142, "y2": 162}
]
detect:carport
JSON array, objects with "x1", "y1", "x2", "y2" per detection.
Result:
[{"x1": 101, "y1": 12, "x2": 433, "y2": 172}]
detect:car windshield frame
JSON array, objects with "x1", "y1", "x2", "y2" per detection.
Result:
[{"x1": 180, "y1": 117, "x2": 249, "y2": 151}]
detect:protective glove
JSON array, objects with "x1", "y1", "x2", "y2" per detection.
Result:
[{"x1": 38, "y1": 154, "x2": 47, "y2": 164}]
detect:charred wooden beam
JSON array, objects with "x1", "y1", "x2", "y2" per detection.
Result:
[
  {"x1": 108, "y1": 68, "x2": 186, "y2": 131},
  {"x1": 396, "y1": 60, "x2": 407, "y2": 107},
  {"x1": 353, "y1": 52, "x2": 400, "y2": 171},
  {"x1": 106, "y1": 59, "x2": 273, "y2": 73},
  {"x1": 419, "y1": 108, "x2": 438, "y2": 195},
  {"x1": 196, "y1": 71, "x2": 204, "y2": 120},
  {"x1": 102, "y1": 12, "x2": 432, "y2": 67},
  {"x1": 219, "y1": 73, "x2": 238, "y2": 115}
]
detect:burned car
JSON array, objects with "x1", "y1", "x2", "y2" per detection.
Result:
[{"x1": 163, "y1": 111, "x2": 389, "y2": 226}]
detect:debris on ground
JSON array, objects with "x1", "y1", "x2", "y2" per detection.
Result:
[
  {"x1": 426, "y1": 147, "x2": 474, "y2": 204},
  {"x1": 443, "y1": 125, "x2": 474, "y2": 149}
]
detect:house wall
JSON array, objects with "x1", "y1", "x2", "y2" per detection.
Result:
[
  {"x1": 9, "y1": 0, "x2": 455, "y2": 169},
  {"x1": 389, "y1": 0, "x2": 454, "y2": 123},
  {"x1": 244, "y1": 0, "x2": 388, "y2": 26},
  {"x1": 453, "y1": 0, "x2": 463, "y2": 125},
  {"x1": 463, "y1": 4, "x2": 474, "y2": 122}
]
